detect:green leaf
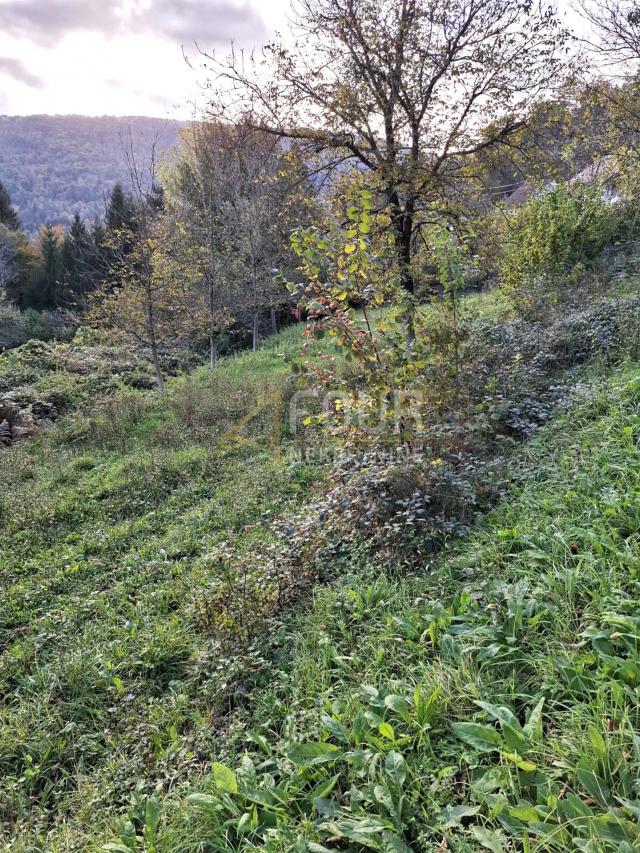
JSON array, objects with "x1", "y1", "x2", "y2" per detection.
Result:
[
  {"x1": 237, "y1": 812, "x2": 252, "y2": 834},
  {"x1": 378, "y1": 722, "x2": 395, "y2": 741},
  {"x1": 384, "y1": 695, "x2": 411, "y2": 722},
  {"x1": 470, "y1": 826, "x2": 505, "y2": 852},
  {"x1": 523, "y1": 697, "x2": 545, "y2": 743},
  {"x1": 310, "y1": 774, "x2": 340, "y2": 801},
  {"x1": 246, "y1": 730, "x2": 271, "y2": 754},
  {"x1": 242, "y1": 787, "x2": 277, "y2": 807},
  {"x1": 287, "y1": 742, "x2": 342, "y2": 766},
  {"x1": 440, "y1": 804, "x2": 479, "y2": 828},
  {"x1": 588, "y1": 725, "x2": 607, "y2": 760},
  {"x1": 318, "y1": 817, "x2": 390, "y2": 846},
  {"x1": 451, "y1": 722, "x2": 503, "y2": 752},
  {"x1": 502, "y1": 751, "x2": 537, "y2": 772},
  {"x1": 144, "y1": 795, "x2": 160, "y2": 841},
  {"x1": 187, "y1": 793, "x2": 218, "y2": 807},
  {"x1": 381, "y1": 831, "x2": 413, "y2": 852},
  {"x1": 212, "y1": 762, "x2": 238, "y2": 794},
  {"x1": 385, "y1": 751, "x2": 406, "y2": 786},
  {"x1": 508, "y1": 804, "x2": 542, "y2": 823},
  {"x1": 322, "y1": 715, "x2": 349, "y2": 743},
  {"x1": 576, "y1": 766, "x2": 611, "y2": 807},
  {"x1": 474, "y1": 702, "x2": 522, "y2": 733},
  {"x1": 373, "y1": 783, "x2": 396, "y2": 813}
]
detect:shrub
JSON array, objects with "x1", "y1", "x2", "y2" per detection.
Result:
[
  {"x1": 499, "y1": 182, "x2": 624, "y2": 313},
  {"x1": 0, "y1": 303, "x2": 73, "y2": 352}
]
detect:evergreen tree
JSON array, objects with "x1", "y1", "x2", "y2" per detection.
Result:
[
  {"x1": 0, "y1": 181, "x2": 20, "y2": 231},
  {"x1": 103, "y1": 184, "x2": 138, "y2": 283},
  {"x1": 105, "y1": 183, "x2": 135, "y2": 233},
  {"x1": 60, "y1": 212, "x2": 94, "y2": 304},
  {"x1": 38, "y1": 225, "x2": 62, "y2": 309}
]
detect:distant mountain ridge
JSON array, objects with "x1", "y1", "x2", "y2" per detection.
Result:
[{"x1": 0, "y1": 115, "x2": 184, "y2": 236}]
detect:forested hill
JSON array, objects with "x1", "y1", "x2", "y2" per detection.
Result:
[{"x1": 0, "y1": 115, "x2": 183, "y2": 235}]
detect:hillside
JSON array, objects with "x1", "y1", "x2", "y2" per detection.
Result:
[
  {"x1": 2, "y1": 280, "x2": 640, "y2": 850},
  {"x1": 0, "y1": 115, "x2": 183, "y2": 235},
  {"x1": 3, "y1": 2, "x2": 640, "y2": 849}
]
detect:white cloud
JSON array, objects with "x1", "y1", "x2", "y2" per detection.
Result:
[{"x1": 0, "y1": 0, "x2": 289, "y2": 116}]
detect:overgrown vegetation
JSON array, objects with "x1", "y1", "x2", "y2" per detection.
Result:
[
  {"x1": 157, "y1": 363, "x2": 640, "y2": 853},
  {"x1": 1, "y1": 273, "x2": 639, "y2": 849}
]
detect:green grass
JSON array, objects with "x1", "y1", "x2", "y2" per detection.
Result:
[
  {"x1": 1, "y1": 287, "x2": 635, "y2": 851},
  {"x1": 149, "y1": 364, "x2": 640, "y2": 852},
  {"x1": 0, "y1": 322, "x2": 327, "y2": 850}
]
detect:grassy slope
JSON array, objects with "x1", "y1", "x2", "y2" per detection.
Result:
[
  {"x1": 0, "y1": 326, "x2": 323, "y2": 849},
  {"x1": 157, "y1": 364, "x2": 640, "y2": 852},
  {"x1": 1, "y1": 291, "x2": 638, "y2": 850}
]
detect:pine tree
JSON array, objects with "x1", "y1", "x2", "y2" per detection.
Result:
[
  {"x1": 60, "y1": 213, "x2": 93, "y2": 304},
  {"x1": 0, "y1": 181, "x2": 20, "y2": 231},
  {"x1": 105, "y1": 183, "x2": 135, "y2": 233},
  {"x1": 38, "y1": 224, "x2": 62, "y2": 309}
]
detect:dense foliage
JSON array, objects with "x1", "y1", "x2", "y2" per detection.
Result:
[{"x1": 498, "y1": 182, "x2": 630, "y2": 312}]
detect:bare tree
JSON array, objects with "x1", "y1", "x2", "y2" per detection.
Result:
[
  {"x1": 89, "y1": 134, "x2": 181, "y2": 393},
  {"x1": 576, "y1": 2, "x2": 640, "y2": 164},
  {"x1": 579, "y1": 0, "x2": 640, "y2": 68},
  {"x1": 164, "y1": 118, "x2": 313, "y2": 354},
  {"x1": 204, "y1": 0, "x2": 568, "y2": 302}
]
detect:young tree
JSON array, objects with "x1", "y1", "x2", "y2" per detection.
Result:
[
  {"x1": 162, "y1": 122, "x2": 242, "y2": 367},
  {"x1": 0, "y1": 226, "x2": 18, "y2": 292},
  {"x1": 0, "y1": 181, "x2": 20, "y2": 231},
  {"x1": 105, "y1": 183, "x2": 136, "y2": 233},
  {"x1": 89, "y1": 225, "x2": 184, "y2": 392},
  {"x1": 0, "y1": 225, "x2": 40, "y2": 308},
  {"x1": 205, "y1": 0, "x2": 568, "y2": 307},
  {"x1": 60, "y1": 213, "x2": 96, "y2": 305},
  {"x1": 38, "y1": 224, "x2": 62, "y2": 309},
  {"x1": 163, "y1": 119, "x2": 313, "y2": 357},
  {"x1": 89, "y1": 148, "x2": 183, "y2": 392}
]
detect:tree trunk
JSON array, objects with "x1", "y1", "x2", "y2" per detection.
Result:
[
  {"x1": 151, "y1": 340, "x2": 165, "y2": 393},
  {"x1": 209, "y1": 335, "x2": 218, "y2": 369},
  {"x1": 146, "y1": 296, "x2": 165, "y2": 393},
  {"x1": 389, "y1": 190, "x2": 415, "y2": 297},
  {"x1": 391, "y1": 200, "x2": 416, "y2": 346},
  {"x1": 270, "y1": 306, "x2": 278, "y2": 335},
  {"x1": 252, "y1": 312, "x2": 260, "y2": 352}
]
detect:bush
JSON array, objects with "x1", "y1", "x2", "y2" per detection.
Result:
[
  {"x1": 0, "y1": 303, "x2": 73, "y2": 352},
  {"x1": 499, "y1": 182, "x2": 625, "y2": 313}
]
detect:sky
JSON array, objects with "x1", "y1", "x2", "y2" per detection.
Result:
[
  {"x1": 0, "y1": 0, "x2": 589, "y2": 118},
  {"x1": 0, "y1": 0, "x2": 291, "y2": 117}
]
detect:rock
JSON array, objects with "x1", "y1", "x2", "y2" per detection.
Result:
[
  {"x1": 0, "y1": 400, "x2": 18, "y2": 423},
  {"x1": 31, "y1": 400, "x2": 57, "y2": 420},
  {"x1": 0, "y1": 419, "x2": 11, "y2": 446},
  {"x1": 0, "y1": 393, "x2": 56, "y2": 447},
  {"x1": 11, "y1": 419, "x2": 36, "y2": 440}
]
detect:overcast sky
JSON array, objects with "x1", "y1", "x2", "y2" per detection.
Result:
[
  {"x1": 0, "y1": 0, "x2": 589, "y2": 118},
  {"x1": 0, "y1": 0, "x2": 292, "y2": 117}
]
